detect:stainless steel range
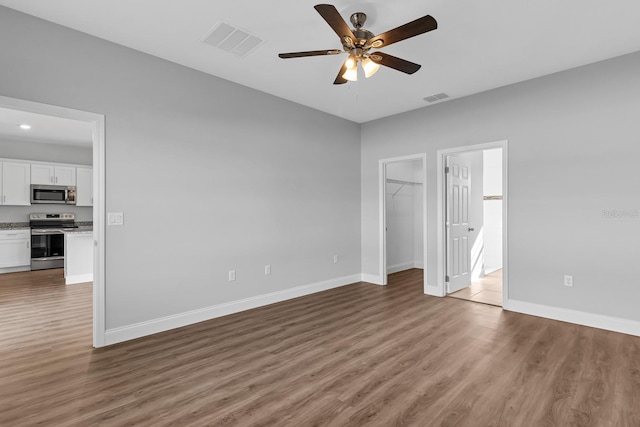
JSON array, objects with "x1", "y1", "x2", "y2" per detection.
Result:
[{"x1": 30, "y1": 213, "x2": 77, "y2": 270}]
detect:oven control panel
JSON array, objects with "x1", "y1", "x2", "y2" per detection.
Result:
[{"x1": 29, "y1": 213, "x2": 75, "y2": 221}]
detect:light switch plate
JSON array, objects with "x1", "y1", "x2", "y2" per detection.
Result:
[{"x1": 107, "y1": 212, "x2": 124, "y2": 226}]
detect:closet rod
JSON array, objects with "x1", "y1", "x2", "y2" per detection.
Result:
[{"x1": 386, "y1": 178, "x2": 423, "y2": 186}]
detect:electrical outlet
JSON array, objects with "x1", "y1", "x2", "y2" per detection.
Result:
[
  {"x1": 563, "y1": 275, "x2": 573, "y2": 287},
  {"x1": 228, "y1": 270, "x2": 236, "y2": 281},
  {"x1": 333, "y1": 254, "x2": 339, "y2": 264},
  {"x1": 265, "y1": 265, "x2": 271, "y2": 275}
]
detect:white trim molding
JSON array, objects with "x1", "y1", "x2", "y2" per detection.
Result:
[
  {"x1": 436, "y1": 140, "x2": 508, "y2": 299},
  {"x1": 65, "y1": 274, "x2": 93, "y2": 285},
  {"x1": 0, "y1": 266, "x2": 31, "y2": 274},
  {"x1": 105, "y1": 274, "x2": 362, "y2": 345},
  {"x1": 378, "y1": 153, "x2": 428, "y2": 293},
  {"x1": 361, "y1": 273, "x2": 383, "y2": 285},
  {"x1": 506, "y1": 299, "x2": 640, "y2": 337},
  {"x1": 0, "y1": 95, "x2": 106, "y2": 348},
  {"x1": 386, "y1": 262, "x2": 416, "y2": 274}
]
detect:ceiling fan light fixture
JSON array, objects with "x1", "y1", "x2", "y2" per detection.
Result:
[
  {"x1": 278, "y1": 4, "x2": 438, "y2": 85},
  {"x1": 344, "y1": 55, "x2": 357, "y2": 69},
  {"x1": 342, "y1": 55, "x2": 358, "y2": 81},
  {"x1": 342, "y1": 66, "x2": 358, "y2": 82},
  {"x1": 362, "y1": 57, "x2": 380, "y2": 78}
]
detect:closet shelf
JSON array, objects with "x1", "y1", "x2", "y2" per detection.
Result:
[
  {"x1": 386, "y1": 178, "x2": 422, "y2": 186},
  {"x1": 387, "y1": 178, "x2": 423, "y2": 198}
]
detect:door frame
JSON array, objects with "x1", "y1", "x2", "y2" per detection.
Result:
[
  {"x1": 0, "y1": 95, "x2": 106, "y2": 347},
  {"x1": 436, "y1": 140, "x2": 509, "y2": 306},
  {"x1": 378, "y1": 153, "x2": 427, "y2": 289}
]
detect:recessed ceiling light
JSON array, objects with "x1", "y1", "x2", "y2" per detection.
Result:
[{"x1": 19, "y1": 124, "x2": 32, "y2": 130}]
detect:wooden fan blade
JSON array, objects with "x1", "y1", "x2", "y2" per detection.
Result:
[
  {"x1": 334, "y1": 62, "x2": 348, "y2": 85},
  {"x1": 368, "y1": 15, "x2": 437, "y2": 48},
  {"x1": 279, "y1": 50, "x2": 342, "y2": 59},
  {"x1": 370, "y1": 52, "x2": 421, "y2": 74},
  {"x1": 314, "y1": 4, "x2": 357, "y2": 47}
]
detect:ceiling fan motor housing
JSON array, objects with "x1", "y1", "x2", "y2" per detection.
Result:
[
  {"x1": 343, "y1": 13, "x2": 375, "y2": 56},
  {"x1": 350, "y1": 12, "x2": 367, "y2": 29}
]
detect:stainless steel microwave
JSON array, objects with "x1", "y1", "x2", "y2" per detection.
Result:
[{"x1": 30, "y1": 184, "x2": 76, "y2": 205}]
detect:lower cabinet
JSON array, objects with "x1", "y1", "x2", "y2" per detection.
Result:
[{"x1": 0, "y1": 230, "x2": 31, "y2": 270}]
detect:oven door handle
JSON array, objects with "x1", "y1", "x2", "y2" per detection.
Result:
[{"x1": 31, "y1": 229, "x2": 65, "y2": 235}]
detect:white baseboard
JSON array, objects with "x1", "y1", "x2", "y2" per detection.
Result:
[
  {"x1": 66, "y1": 273, "x2": 93, "y2": 285},
  {"x1": 387, "y1": 262, "x2": 415, "y2": 274},
  {"x1": 360, "y1": 273, "x2": 383, "y2": 285},
  {"x1": 424, "y1": 284, "x2": 445, "y2": 297},
  {"x1": 414, "y1": 261, "x2": 424, "y2": 269},
  {"x1": 484, "y1": 266, "x2": 501, "y2": 275},
  {"x1": 0, "y1": 265, "x2": 30, "y2": 274},
  {"x1": 506, "y1": 299, "x2": 640, "y2": 337},
  {"x1": 105, "y1": 274, "x2": 361, "y2": 346}
]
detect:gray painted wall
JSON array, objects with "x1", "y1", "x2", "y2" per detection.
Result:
[
  {"x1": 361, "y1": 51, "x2": 640, "y2": 322},
  {"x1": 0, "y1": 138, "x2": 92, "y2": 165},
  {"x1": 0, "y1": 7, "x2": 361, "y2": 329}
]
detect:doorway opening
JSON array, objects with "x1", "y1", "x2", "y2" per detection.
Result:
[
  {"x1": 0, "y1": 95, "x2": 106, "y2": 346},
  {"x1": 379, "y1": 154, "x2": 427, "y2": 291},
  {"x1": 436, "y1": 141, "x2": 508, "y2": 307}
]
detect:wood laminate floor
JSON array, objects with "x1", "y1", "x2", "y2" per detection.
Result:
[{"x1": 1, "y1": 268, "x2": 639, "y2": 426}]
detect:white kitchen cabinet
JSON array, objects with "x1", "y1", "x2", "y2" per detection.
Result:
[
  {"x1": 31, "y1": 164, "x2": 76, "y2": 186},
  {"x1": 1, "y1": 161, "x2": 31, "y2": 206},
  {"x1": 30, "y1": 164, "x2": 54, "y2": 185},
  {"x1": 0, "y1": 230, "x2": 31, "y2": 269},
  {"x1": 75, "y1": 167, "x2": 93, "y2": 206}
]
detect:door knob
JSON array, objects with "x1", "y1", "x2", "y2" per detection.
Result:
[{"x1": 468, "y1": 227, "x2": 475, "y2": 232}]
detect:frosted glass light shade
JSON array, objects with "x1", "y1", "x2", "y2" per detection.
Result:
[
  {"x1": 343, "y1": 68, "x2": 358, "y2": 81},
  {"x1": 362, "y1": 58, "x2": 380, "y2": 78},
  {"x1": 342, "y1": 56, "x2": 358, "y2": 81}
]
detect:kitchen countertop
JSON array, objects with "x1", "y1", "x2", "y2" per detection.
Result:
[
  {"x1": 64, "y1": 226, "x2": 93, "y2": 235},
  {"x1": 0, "y1": 222, "x2": 30, "y2": 230},
  {"x1": 1, "y1": 222, "x2": 93, "y2": 231}
]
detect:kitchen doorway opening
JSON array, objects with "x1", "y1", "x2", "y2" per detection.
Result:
[
  {"x1": 436, "y1": 141, "x2": 508, "y2": 307},
  {"x1": 0, "y1": 95, "x2": 106, "y2": 347},
  {"x1": 379, "y1": 154, "x2": 427, "y2": 292}
]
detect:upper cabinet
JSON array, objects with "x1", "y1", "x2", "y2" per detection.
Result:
[
  {"x1": 31, "y1": 164, "x2": 76, "y2": 186},
  {"x1": 1, "y1": 161, "x2": 31, "y2": 206},
  {"x1": 76, "y1": 167, "x2": 93, "y2": 207}
]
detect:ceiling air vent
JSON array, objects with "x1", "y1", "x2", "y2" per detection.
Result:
[
  {"x1": 423, "y1": 93, "x2": 450, "y2": 103},
  {"x1": 203, "y1": 21, "x2": 264, "y2": 57}
]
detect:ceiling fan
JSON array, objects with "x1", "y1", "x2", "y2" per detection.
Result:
[{"x1": 278, "y1": 4, "x2": 438, "y2": 84}]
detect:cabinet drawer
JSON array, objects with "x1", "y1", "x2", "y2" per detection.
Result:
[
  {"x1": 0, "y1": 230, "x2": 30, "y2": 240},
  {"x1": 0, "y1": 231, "x2": 31, "y2": 268}
]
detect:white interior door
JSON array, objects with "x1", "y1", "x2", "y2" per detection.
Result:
[{"x1": 446, "y1": 155, "x2": 472, "y2": 293}]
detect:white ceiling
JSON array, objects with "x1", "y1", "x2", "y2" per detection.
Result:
[
  {"x1": 1, "y1": 1, "x2": 640, "y2": 123},
  {"x1": 0, "y1": 106, "x2": 94, "y2": 147}
]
